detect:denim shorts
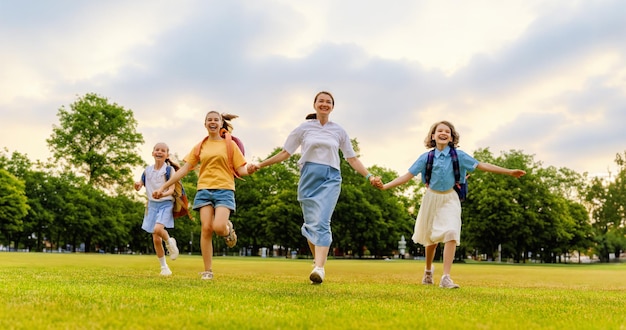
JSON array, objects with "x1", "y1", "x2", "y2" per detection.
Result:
[{"x1": 192, "y1": 189, "x2": 236, "y2": 211}]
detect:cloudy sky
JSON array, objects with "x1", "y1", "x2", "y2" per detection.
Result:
[{"x1": 1, "y1": 0, "x2": 625, "y2": 180}]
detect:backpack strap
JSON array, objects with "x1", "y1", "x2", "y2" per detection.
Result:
[
  {"x1": 425, "y1": 146, "x2": 461, "y2": 189},
  {"x1": 448, "y1": 143, "x2": 461, "y2": 189},
  {"x1": 194, "y1": 130, "x2": 242, "y2": 179},
  {"x1": 424, "y1": 149, "x2": 435, "y2": 188},
  {"x1": 165, "y1": 165, "x2": 171, "y2": 181},
  {"x1": 193, "y1": 136, "x2": 210, "y2": 160},
  {"x1": 221, "y1": 129, "x2": 242, "y2": 179}
]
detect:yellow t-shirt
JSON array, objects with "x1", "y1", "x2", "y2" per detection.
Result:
[{"x1": 184, "y1": 139, "x2": 246, "y2": 191}]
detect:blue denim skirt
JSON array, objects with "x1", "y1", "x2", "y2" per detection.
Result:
[{"x1": 298, "y1": 162, "x2": 342, "y2": 246}]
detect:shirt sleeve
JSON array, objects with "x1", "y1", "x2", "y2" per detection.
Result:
[
  {"x1": 458, "y1": 149, "x2": 479, "y2": 179},
  {"x1": 183, "y1": 144, "x2": 201, "y2": 168},
  {"x1": 283, "y1": 124, "x2": 303, "y2": 155},
  {"x1": 408, "y1": 152, "x2": 429, "y2": 179},
  {"x1": 339, "y1": 128, "x2": 357, "y2": 159}
]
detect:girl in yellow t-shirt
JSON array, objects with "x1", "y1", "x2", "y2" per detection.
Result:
[{"x1": 154, "y1": 111, "x2": 251, "y2": 280}]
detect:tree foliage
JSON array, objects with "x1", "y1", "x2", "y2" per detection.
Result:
[
  {"x1": 1, "y1": 121, "x2": 623, "y2": 263},
  {"x1": 462, "y1": 148, "x2": 593, "y2": 263},
  {"x1": 0, "y1": 168, "x2": 29, "y2": 245},
  {"x1": 585, "y1": 152, "x2": 626, "y2": 262},
  {"x1": 46, "y1": 93, "x2": 144, "y2": 190}
]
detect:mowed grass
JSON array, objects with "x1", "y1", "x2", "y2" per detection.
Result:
[{"x1": 0, "y1": 253, "x2": 624, "y2": 330}]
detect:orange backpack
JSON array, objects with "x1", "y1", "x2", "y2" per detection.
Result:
[{"x1": 193, "y1": 129, "x2": 245, "y2": 179}]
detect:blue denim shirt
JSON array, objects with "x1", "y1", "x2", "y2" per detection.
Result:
[{"x1": 408, "y1": 146, "x2": 478, "y2": 192}]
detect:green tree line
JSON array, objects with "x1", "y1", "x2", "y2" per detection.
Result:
[{"x1": 1, "y1": 93, "x2": 624, "y2": 262}]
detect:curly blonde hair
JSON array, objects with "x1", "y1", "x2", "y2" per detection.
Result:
[{"x1": 423, "y1": 120, "x2": 460, "y2": 148}]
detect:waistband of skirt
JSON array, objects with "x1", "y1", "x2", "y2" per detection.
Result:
[{"x1": 428, "y1": 188, "x2": 454, "y2": 194}]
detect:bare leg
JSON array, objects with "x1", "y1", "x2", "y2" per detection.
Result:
[
  {"x1": 199, "y1": 206, "x2": 215, "y2": 272},
  {"x1": 314, "y1": 245, "x2": 330, "y2": 268},
  {"x1": 152, "y1": 223, "x2": 170, "y2": 258},
  {"x1": 424, "y1": 244, "x2": 437, "y2": 270},
  {"x1": 442, "y1": 240, "x2": 457, "y2": 275},
  {"x1": 213, "y1": 207, "x2": 232, "y2": 237},
  {"x1": 307, "y1": 240, "x2": 316, "y2": 261}
]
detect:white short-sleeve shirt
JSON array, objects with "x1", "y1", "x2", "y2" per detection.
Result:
[{"x1": 283, "y1": 120, "x2": 356, "y2": 170}]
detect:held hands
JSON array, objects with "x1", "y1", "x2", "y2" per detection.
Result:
[
  {"x1": 247, "y1": 163, "x2": 260, "y2": 175},
  {"x1": 369, "y1": 176, "x2": 383, "y2": 189},
  {"x1": 152, "y1": 187, "x2": 165, "y2": 199}
]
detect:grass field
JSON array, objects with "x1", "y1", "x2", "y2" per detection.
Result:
[{"x1": 0, "y1": 253, "x2": 624, "y2": 330}]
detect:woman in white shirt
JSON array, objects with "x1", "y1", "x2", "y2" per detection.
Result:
[{"x1": 250, "y1": 91, "x2": 380, "y2": 284}]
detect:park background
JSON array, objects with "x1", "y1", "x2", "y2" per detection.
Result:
[{"x1": 1, "y1": 1, "x2": 625, "y2": 263}]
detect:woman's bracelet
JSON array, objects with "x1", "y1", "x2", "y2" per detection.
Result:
[{"x1": 365, "y1": 173, "x2": 372, "y2": 180}]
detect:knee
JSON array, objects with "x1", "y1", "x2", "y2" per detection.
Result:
[{"x1": 201, "y1": 226, "x2": 213, "y2": 237}]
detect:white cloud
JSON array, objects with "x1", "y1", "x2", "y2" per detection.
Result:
[{"x1": 1, "y1": 0, "x2": 625, "y2": 180}]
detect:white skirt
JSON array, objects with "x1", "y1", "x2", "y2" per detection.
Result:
[{"x1": 411, "y1": 189, "x2": 462, "y2": 246}]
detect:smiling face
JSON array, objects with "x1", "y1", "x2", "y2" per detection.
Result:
[
  {"x1": 204, "y1": 111, "x2": 223, "y2": 135},
  {"x1": 314, "y1": 92, "x2": 334, "y2": 117},
  {"x1": 152, "y1": 142, "x2": 169, "y2": 163},
  {"x1": 432, "y1": 123, "x2": 453, "y2": 148}
]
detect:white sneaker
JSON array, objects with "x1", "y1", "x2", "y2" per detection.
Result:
[
  {"x1": 200, "y1": 271, "x2": 213, "y2": 280},
  {"x1": 309, "y1": 267, "x2": 325, "y2": 284},
  {"x1": 168, "y1": 237, "x2": 179, "y2": 260},
  {"x1": 439, "y1": 274, "x2": 460, "y2": 289},
  {"x1": 160, "y1": 266, "x2": 172, "y2": 276}
]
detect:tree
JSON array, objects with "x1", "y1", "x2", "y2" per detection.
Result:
[
  {"x1": 46, "y1": 93, "x2": 144, "y2": 190},
  {"x1": 235, "y1": 147, "x2": 302, "y2": 255},
  {"x1": 332, "y1": 139, "x2": 413, "y2": 258},
  {"x1": 0, "y1": 169, "x2": 29, "y2": 247},
  {"x1": 585, "y1": 151, "x2": 626, "y2": 262}
]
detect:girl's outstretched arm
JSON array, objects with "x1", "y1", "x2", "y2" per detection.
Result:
[
  {"x1": 382, "y1": 172, "x2": 415, "y2": 190},
  {"x1": 477, "y1": 163, "x2": 526, "y2": 178},
  {"x1": 258, "y1": 150, "x2": 291, "y2": 169}
]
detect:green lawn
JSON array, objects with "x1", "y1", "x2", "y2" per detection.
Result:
[{"x1": 0, "y1": 253, "x2": 624, "y2": 329}]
